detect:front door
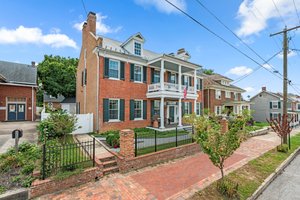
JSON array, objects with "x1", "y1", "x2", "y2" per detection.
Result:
[
  {"x1": 17, "y1": 104, "x2": 25, "y2": 120},
  {"x1": 8, "y1": 104, "x2": 17, "y2": 121},
  {"x1": 168, "y1": 105, "x2": 178, "y2": 124}
]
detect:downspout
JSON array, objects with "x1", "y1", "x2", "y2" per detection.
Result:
[
  {"x1": 31, "y1": 87, "x2": 34, "y2": 121},
  {"x1": 84, "y1": 48, "x2": 87, "y2": 113},
  {"x1": 96, "y1": 51, "x2": 99, "y2": 131}
]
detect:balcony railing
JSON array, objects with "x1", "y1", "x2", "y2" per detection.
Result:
[{"x1": 148, "y1": 82, "x2": 195, "y2": 94}]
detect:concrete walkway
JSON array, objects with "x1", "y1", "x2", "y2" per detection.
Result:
[
  {"x1": 38, "y1": 128, "x2": 300, "y2": 200},
  {"x1": 257, "y1": 154, "x2": 300, "y2": 200}
]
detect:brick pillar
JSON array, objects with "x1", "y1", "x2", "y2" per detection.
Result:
[
  {"x1": 220, "y1": 118, "x2": 228, "y2": 133},
  {"x1": 119, "y1": 129, "x2": 135, "y2": 158}
]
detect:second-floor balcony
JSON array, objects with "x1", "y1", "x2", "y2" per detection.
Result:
[{"x1": 148, "y1": 82, "x2": 195, "y2": 94}]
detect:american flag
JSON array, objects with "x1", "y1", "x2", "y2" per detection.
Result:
[{"x1": 183, "y1": 85, "x2": 188, "y2": 99}]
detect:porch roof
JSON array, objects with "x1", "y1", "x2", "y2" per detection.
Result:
[
  {"x1": 223, "y1": 101, "x2": 252, "y2": 106},
  {"x1": 148, "y1": 54, "x2": 201, "y2": 74}
]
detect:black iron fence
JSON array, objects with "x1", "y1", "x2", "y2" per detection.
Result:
[
  {"x1": 135, "y1": 126, "x2": 194, "y2": 156},
  {"x1": 41, "y1": 138, "x2": 95, "y2": 179}
]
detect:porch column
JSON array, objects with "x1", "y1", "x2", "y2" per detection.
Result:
[
  {"x1": 178, "y1": 98, "x2": 182, "y2": 126},
  {"x1": 194, "y1": 99, "x2": 197, "y2": 114},
  {"x1": 178, "y1": 65, "x2": 182, "y2": 93},
  {"x1": 194, "y1": 70, "x2": 197, "y2": 94},
  {"x1": 160, "y1": 59, "x2": 164, "y2": 91},
  {"x1": 160, "y1": 97, "x2": 165, "y2": 129}
]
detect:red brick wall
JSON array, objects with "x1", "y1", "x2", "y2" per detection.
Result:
[
  {"x1": 0, "y1": 85, "x2": 36, "y2": 121},
  {"x1": 30, "y1": 167, "x2": 102, "y2": 198},
  {"x1": 116, "y1": 143, "x2": 201, "y2": 172}
]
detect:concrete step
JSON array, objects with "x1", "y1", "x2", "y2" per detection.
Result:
[
  {"x1": 103, "y1": 166, "x2": 119, "y2": 175},
  {"x1": 103, "y1": 160, "x2": 118, "y2": 169},
  {"x1": 99, "y1": 155, "x2": 115, "y2": 162}
]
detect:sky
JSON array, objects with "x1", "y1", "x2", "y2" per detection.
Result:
[{"x1": 0, "y1": 0, "x2": 300, "y2": 99}]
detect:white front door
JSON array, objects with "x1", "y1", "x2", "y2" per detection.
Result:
[{"x1": 167, "y1": 105, "x2": 178, "y2": 124}]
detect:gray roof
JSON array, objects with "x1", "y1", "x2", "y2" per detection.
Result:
[
  {"x1": 0, "y1": 60, "x2": 37, "y2": 85},
  {"x1": 61, "y1": 97, "x2": 76, "y2": 104},
  {"x1": 43, "y1": 93, "x2": 65, "y2": 103}
]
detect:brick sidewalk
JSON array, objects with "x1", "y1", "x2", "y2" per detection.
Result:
[{"x1": 38, "y1": 129, "x2": 300, "y2": 200}]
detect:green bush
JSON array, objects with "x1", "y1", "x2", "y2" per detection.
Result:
[
  {"x1": 216, "y1": 179, "x2": 239, "y2": 199},
  {"x1": 277, "y1": 144, "x2": 289, "y2": 153},
  {"x1": 0, "y1": 185, "x2": 6, "y2": 194},
  {"x1": 105, "y1": 131, "x2": 120, "y2": 148}
]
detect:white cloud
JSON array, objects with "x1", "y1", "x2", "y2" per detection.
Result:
[
  {"x1": 73, "y1": 13, "x2": 122, "y2": 35},
  {"x1": 0, "y1": 26, "x2": 77, "y2": 49},
  {"x1": 227, "y1": 66, "x2": 253, "y2": 76},
  {"x1": 262, "y1": 63, "x2": 272, "y2": 69},
  {"x1": 135, "y1": 0, "x2": 186, "y2": 14},
  {"x1": 236, "y1": 0, "x2": 299, "y2": 37},
  {"x1": 244, "y1": 86, "x2": 255, "y2": 92},
  {"x1": 277, "y1": 50, "x2": 297, "y2": 59}
]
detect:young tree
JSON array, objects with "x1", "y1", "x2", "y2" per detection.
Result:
[
  {"x1": 38, "y1": 55, "x2": 78, "y2": 98},
  {"x1": 202, "y1": 68, "x2": 214, "y2": 75}
]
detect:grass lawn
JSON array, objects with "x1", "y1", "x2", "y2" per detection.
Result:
[
  {"x1": 190, "y1": 133, "x2": 300, "y2": 200},
  {"x1": 254, "y1": 121, "x2": 270, "y2": 128}
]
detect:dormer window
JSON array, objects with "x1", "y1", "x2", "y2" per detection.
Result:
[{"x1": 134, "y1": 42, "x2": 141, "y2": 56}]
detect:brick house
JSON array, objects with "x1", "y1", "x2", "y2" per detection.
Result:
[
  {"x1": 0, "y1": 60, "x2": 37, "y2": 121},
  {"x1": 202, "y1": 73, "x2": 249, "y2": 115},
  {"x1": 76, "y1": 12, "x2": 204, "y2": 132}
]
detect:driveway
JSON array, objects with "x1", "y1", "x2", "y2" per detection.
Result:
[
  {"x1": 0, "y1": 121, "x2": 38, "y2": 154},
  {"x1": 257, "y1": 154, "x2": 300, "y2": 200}
]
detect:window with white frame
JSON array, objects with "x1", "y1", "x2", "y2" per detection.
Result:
[
  {"x1": 271, "y1": 101, "x2": 279, "y2": 109},
  {"x1": 134, "y1": 65, "x2": 142, "y2": 82},
  {"x1": 184, "y1": 102, "x2": 190, "y2": 114},
  {"x1": 184, "y1": 76, "x2": 190, "y2": 86},
  {"x1": 221, "y1": 80, "x2": 229, "y2": 86},
  {"x1": 215, "y1": 106, "x2": 222, "y2": 115},
  {"x1": 215, "y1": 90, "x2": 221, "y2": 99},
  {"x1": 271, "y1": 112, "x2": 279, "y2": 120},
  {"x1": 225, "y1": 91, "x2": 231, "y2": 98},
  {"x1": 153, "y1": 100, "x2": 160, "y2": 115},
  {"x1": 109, "y1": 59, "x2": 120, "y2": 79},
  {"x1": 197, "y1": 78, "x2": 202, "y2": 90},
  {"x1": 196, "y1": 102, "x2": 201, "y2": 116},
  {"x1": 234, "y1": 92, "x2": 239, "y2": 100},
  {"x1": 134, "y1": 42, "x2": 141, "y2": 56},
  {"x1": 153, "y1": 70, "x2": 160, "y2": 83},
  {"x1": 109, "y1": 99, "x2": 119, "y2": 121},
  {"x1": 297, "y1": 103, "x2": 300, "y2": 111},
  {"x1": 134, "y1": 100, "x2": 143, "y2": 119},
  {"x1": 170, "y1": 73, "x2": 176, "y2": 84}
]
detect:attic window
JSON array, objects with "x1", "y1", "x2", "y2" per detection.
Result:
[{"x1": 134, "y1": 42, "x2": 141, "y2": 56}]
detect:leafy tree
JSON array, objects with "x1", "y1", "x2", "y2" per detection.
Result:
[
  {"x1": 38, "y1": 55, "x2": 78, "y2": 98},
  {"x1": 202, "y1": 68, "x2": 214, "y2": 75}
]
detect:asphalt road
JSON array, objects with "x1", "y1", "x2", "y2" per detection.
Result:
[
  {"x1": 257, "y1": 154, "x2": 300, "y2": 200},
  {"x1": 0, "y1": 121, "x2": 38, "y2": 153}
]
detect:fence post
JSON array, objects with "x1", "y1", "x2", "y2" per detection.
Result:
[
  {"x1": 93, "y1": 137, "x2": 96, "y2": 167},
  {"x1": 135, "y1": 131, "x2": 137, "y2": 157},
  {"x1": 42, "y1": 144, "x2": 46, "y2": 180},
  {"x1": 155, "y1": 130, "x2": 157, "y2": 152},
  {"x1": 192, "y1": 125, "x2": 194, "y2": 143},
  {"x1": 176, "y1": 126, "x2": 178, "y2": 147}
]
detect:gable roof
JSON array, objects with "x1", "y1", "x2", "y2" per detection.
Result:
[
  {"x1": 250, "y1": 90, "x2": 282, "y2": 101},
  {"x1": 121, "y1": 32, "x2": 145, "y2": 47},
  {"x1": 43, "y1": 93, "x2": 65, "y2": 103},
  {"x1": 0, "y1": 60, "x2": 37, "y2": 85},
  {"x1": 203, "y1": 73, "x2": 244, "y2": 92},
  {"x1": 61, "y1": 97, "x2": 76, "y2": 104}
]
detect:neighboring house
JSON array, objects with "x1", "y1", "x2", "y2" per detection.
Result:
[
  {"x1": 76, "y1": 12, "x2": 204, "y2": 132},
  {"x1": 43, "y1": 93, "x2": 65, "y2": 109},
  {"x1": 0, "y1": 60, "x2": 37, "y2": 121},
  {"x1": 250, "y1": 87, "x2": 299, "y2": 125},
  {"x1": 203, "y1": 73, "x2": 249, "y2": 115},
  {"x1": 61, "y1": 97, "x2": 76, "y2": 114}
]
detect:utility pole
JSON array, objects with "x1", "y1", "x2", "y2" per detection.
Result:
[{"x1": 270, "y1": 25, "x2": 300, "y2": 144}]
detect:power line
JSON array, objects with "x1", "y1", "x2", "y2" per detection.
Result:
[
  {"x1": 164, "y1": 0, "x2": 283, "y2": 80},
  {"x1": 81, "y1": 0, "x2": 88, "y2": 15},
  {"x1": 293, "y1": 0, "x2": 300, "y2": 24},
  {"x1": 271, "y1": 0, "x2": 287, "y2": 26},
  {"x1": 193, "y1": 0, "x2": 281, "y2": 75}
]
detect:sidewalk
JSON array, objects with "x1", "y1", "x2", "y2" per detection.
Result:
[{"x1": 39, "y1": 128, "x2": 300, "y2": 200}]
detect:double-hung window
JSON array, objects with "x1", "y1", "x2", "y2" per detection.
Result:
[
  {"x1": 196, "y1": 102, "x2": 201, "y2": 116},
  {"x1": 109, "y1": 99, "x2": 119, "y2": 121},
  {"x1": 134, "y1": 42, "x2": 141, "y2": 56},
  {"x1": 184, "y1": 76, "x2": 190, "y2": 86},
  {"x1": 153, "y1": 70, "x2": 160, "y2": 83},
  {"x1": 225, "y1": 91, "x2": 231, "y2": 98},
  {"x1": 272, "y1": 101, "x2": 279, "y2": 109},
  {"x1": 196, "y1": 78, "x2": 202, "y2": 90},
  {"x1": 234, "y1": 92, "x2": 239, "y2": 101},
  {"x1": 184, "y1": 102, "x2": 190, "y2": 114},
  {"x1": 170, "y1": 73, "x2": 176, "y2": 84},
  {"x1": 134, "y1": 65, "x2": 142, "y2": 82},
  {"x1": 134, "y1": 100, "x2": 143, "y2": 119},
  {"x1": 109, "y1": 59, "x2": 120, "y2": 79},
  {"x1": 215, "y1": 106, "x2": 222, "y2": 115},
  {"x1": 153, "y1": 100, "x2": 160, "y2": 115},
  {"x1": 297, "y1": 103, "x2": 300, "y2": 111},
  {"x1": 215, "y1": 90, "x2": 221, "y2": 99}
]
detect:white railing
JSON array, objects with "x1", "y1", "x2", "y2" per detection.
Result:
[{"x1": 148, "y1": 82, "x2": 195, "y2": 94}]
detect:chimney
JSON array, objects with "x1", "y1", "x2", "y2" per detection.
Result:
[
  {"x1": 87, "y1": 12, "x2": 96, "y2": 35},
  {"x1": 262, "y1": 86, "x2": 266, "y2": 92},
  {"x1": 177, "y1": 48, "x2": 185, "y2": 55},
  {"x1": 31, "y1": 61, "x2": 36, "y2": 67}
]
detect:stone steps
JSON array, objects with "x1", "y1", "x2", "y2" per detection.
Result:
[{"x1": 99, "y1": 155, "x2": 119, "y2": 176}]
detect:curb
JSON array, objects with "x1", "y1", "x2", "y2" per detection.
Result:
[
  {"x1": 248, "y1": 146, "x2": 300, "y2": 200},
  {"x1": 0, "y1": 188, "x2": 28, "y2": 200}
]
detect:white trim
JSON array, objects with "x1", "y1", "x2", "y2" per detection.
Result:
[
  {"x1": 167, "y1": 104, "x2": 178, "y2": 124},
  {"x1": 108, "y1": 98, "x2": 120, "y2": 121},
  {"x1": 133, "y1": 41, "x2": 143, "y2": 57},
  {"x1": 133, "y1": 64, "x2": 143, "y2": 83},
  {"x1": 6, "y1": 97, "x2": 27, "y2": 121},
  {"x1": 96, "y1": 52, "x2": 100, "y2": 131},
  {"x1": 0, "y1": 82, "x2": 37, "y2": 88},
  {"x1": 225, "y1": 91, "x2": 231, "y2": 98},
  {"x1": 108, "y1": 59, "x2": 121, "y2": 80},
  {"x1": 134, "y1": 99, "x2": 143, "y2": 120},
  {"x1": 215, "y1": 89, "x2": 221, "y2": 100},
  {"x1": 271, "y1": 100, "x2": 279, "y2": 109},
  {"x1": 196, "y1": 102, "x2": 201, "y2": 116}
]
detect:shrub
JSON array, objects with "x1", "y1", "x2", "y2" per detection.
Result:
[
  {"x1": 216, "y1": 179, "x2": 239, "y2": 199},
  {"x1": 277, "y1": 144, "x2": 289, "y2": 153},
  {"x1": 105, "y1": 131, "x2": 120, "y2": 148}
]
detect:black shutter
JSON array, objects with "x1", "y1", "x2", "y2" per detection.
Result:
[
  {"x1": 130, "y1": 64, "x2": 135, "y2": 81},
  {"x1": 104, "y1": 58, "x2": 109, "y2": 78},
  {"x1": 189, "y1": 76, "x2": 192, "y2": 86},
  {"x1": 151, "y1": 68, "x2": 154, "y2": 83},
  {"x1": 151, "y1": 100, "x2": 154, "y2": 119},
  {"x1": 200, "y1": 79, "x2": 203, "y2": 90},
  {"x1": 200, "y1": 102, "x2": 202, "y2": 115},
  {"x1": 189, "y1": 102, "x2": 192, "y2": 114},
  {"x1": 167, "y1": 72, "x2": 171, "y2": 83},
  {"x1": 270, "y1": 102, "x2": 272, "y2": 109},
  {"x1": 278, "y1": 113, "x2": 281, "y2": 120},
  {"x1": 120, "y1": 62, "x2": 125, "y2": 80},
  {"x1": 176, "y1": 74, "x2": 178, "y2": 84},
  {"x1": 143, "y1": 66, "x2": 147, "y2": 83},
  {"x1": 130, "y1": 100, "x2": 135, "y2": 120},
  {"x1": 84, "y1": 68, "x2": 87, "y2": 85},
  {"x1": 81, "y1": 71, "x2": 84, "y2": 86},
  {"x1": 143, "y1": 100, "x2": 147, "y2": 119},
  {"x1": 270, "y1": 113, "x2": 273, "y2": 120},
  {"x1": 103, "y1": 99, "x2": 109, "y2": 122},
  {"x1": 182, "y1": 102, "x2": 185, "y2": 116},
  {"x1": 182, "y1": 75, "x2": 185, "y2": 86},
  {"x1": 120, "y1": 99, "x2": 125, "y2": 121},
  {"x1": 278, "y1": 101, "x2": 281, "y2": 109}
]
